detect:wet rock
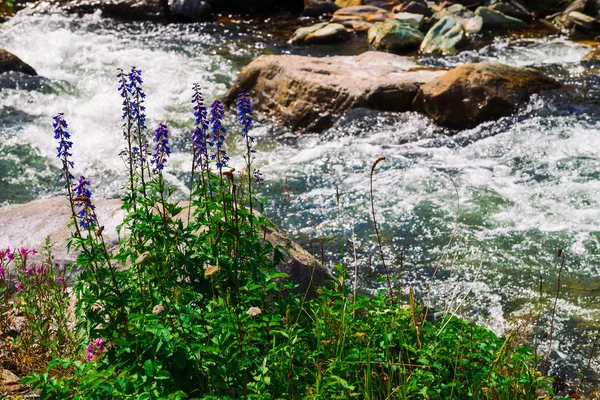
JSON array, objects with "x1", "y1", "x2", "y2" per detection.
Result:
[
  {"x1": 302, "y1": 0, "x2": 339, "y2": 17},
  {"x1": 420, "y1": 16, "x2": 466, "y2": 54},
  {"x1": 0, "y1": 198, "x2": 336, "y2": 298},
  {"x1": 331, "y1": 5, "x2": 392, "y2": 31},
  {"x1": 568, "y1": 11, "x2": 600, "y2": 33},
  {"x1": 439, "y1": 3, "x2": 483, "y2": 33},
  {"x1": 393, "y1": 0, "x2": 432, "y2": 17},
  {"x1": 170, "y1": 0, "x2": 212, "y2": 21},
  {"x1": 475, "y1": 6, "x2": 527, "y2": 30},
  {"x1": 35, "y1": 0, "x2": 168, "y2": 21},
  {"x1": 224, "y1": 51, "x2": 444, "y2": 132},
  {"x1": 583, "y1": 46, "x2": 600, "y2": 61},
  {"x1": 488, "y1": 1, "x2": 531, "y2": 21},
  {"x1": 335, "y1": 0, "x2": 398, "y2": 10},
  {"x1": 393, "y1": 11, "x2": 424, "y2": 29},
  {"x1": 289, "y1": 22, "x2": 350, "y2": 45},
  {"x1": 0, "y1": 49, "x2": 37, "y2": 76},
  {"x1": 368, "y1": 19, "x2": 424, "y2": 53},
  {"x1": 413, "y1": 62, "x2": 561, "y2": 130}
]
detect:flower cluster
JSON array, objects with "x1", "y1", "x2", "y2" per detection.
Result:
[
  {"x1": 151, "y1": 123, "x2": 170, "y2": 172},
  {"x1": 191, "y1": 84, "x2": 210, "y2": 171},
  {"x1": 74, "y1": 176, "x2": 97, "y2": 230},
  {"x1": 86, "y1": 338, "x2": 106, "y2": 361},
  {"x1": 247, "y1": 307, "x2": 262, "y2": 317},
  {"x1": 53, "y1": 113, "x2": 74, "y2": 182},
  {"x1": 253, "y1": 169, "x2": 264, "y2": 185},
  {"x1": 0, "y1": 248, "x2": 13, "y2": 278},
  {"x1": 237, "y1": 92, "x2": 253, "y2": 141},
  {"x1": 209, "y1": 100, "x2": 229, "y2": 169},
  {"x1": 118, "y1": 67, "x2": 149, "y2": 166},
  {"x1": 127, "y1": 67, "x2": 147, "y2": 129}
]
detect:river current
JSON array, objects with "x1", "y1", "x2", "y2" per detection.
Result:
[{"x1": 2, "y1": 11, "x2": 600, "y2": 382}]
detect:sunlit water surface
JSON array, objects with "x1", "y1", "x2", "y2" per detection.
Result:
[{"x1": 2, "y1": 12, "x2": 600, "y2": 383}]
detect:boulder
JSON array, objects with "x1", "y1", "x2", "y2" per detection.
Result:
[
  {"x1": 488, "y1": 1, "x2": 531, "y2": 21},
  {"x1": 0, "y1": 198, "x2": 336, "y2": 298},
  {"x1": 224, "y1": 51, "x2": 445, "y2": 132},
  {"x1": 475, "y1": 6, "x2": 527, "y2": 30},
  {"x1": 393, "y1": 0, "x2": 432, "y2": 17},
  {"x1": 302, "y1": 0, "x2": 340, "y2": 17},
  {"x1": 170, "y1": 0, "x2": 212, "y2": 21},
  {"x1": 440, "y1": 3, "x2": 483, "y2": 33},
  {"x1": 413, "y1": 62, "x2": 561, "y2": 130},
  {"x1": 331, "y1": 5, "x2": 392, "y2": 31},
  {"x1": 0, "y1": 49, "x2": 37, "y2": 76},
  {"x1": 289, "y1": 22, "x2": 350, "y2": 45},
  {"x1": 568, "y1": 11, "x2": 600, "y2": 33},
  {"x1": 368, "y1": 19, "x2": 424, "y2": 53},
  {"x1": 420, "y1": 16, "x2": 466, "y2": 54},
  {"x1": 393, "y1": 11, "x2": 424, "y2": 29}
]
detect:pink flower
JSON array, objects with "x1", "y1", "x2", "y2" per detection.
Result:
[
  {"x1": 15, "y1": 283, "x2": 23, "y2": 291},
  {"x1": 35, "y1": 267, "x2": 42, "y2": 274},
  {"x1": 58, "y1": 277, "x2": 64, "y2": 284},
  {"x1": 25, "y1": 268, "x2": 32, "y2": 275},
  {"x1": 86, "y1": 352, "x2": 93, "y2": 361}
]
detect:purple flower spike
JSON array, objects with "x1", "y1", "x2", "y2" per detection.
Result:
[
  {"x1": 74, "y1": 176, "x2": 97, "y2": 230},
  {"x1": 209, "y1": 100, "x2": 229, "y2": 168},
  {"x1": 253, "y1": 169, "x2": 264, "y2": 185},
  {"x1": 151, "y1": 123, "x2": 170, "y2": 172},
  {"x1": 53, "y1": 113, "x2": 75, "y2": 182},
  {"x1": 191, "y1": 84, "x2": 210, "y2": 172},
  {"x1": 237, "y1": 92, "x2": 253, "y2": 139}
]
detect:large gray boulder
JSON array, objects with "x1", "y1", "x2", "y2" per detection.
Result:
[
  {"x1": 0, "y1": 198, "x2": 336, "y2": 297},
  {"x1": 368, "y1": 19, "x2": 424, "y2": 53},
  {"x1": 224, "y1": 51, "x2": 445, "y2": 132},
  {"x1": 413, "y1": 62, "x2": 561, "y2": 130},
  {"x1": 0, "y1": 49, "x2": 37, "y2": 76},
  {"x1": 420, "y1": 16, "x2": 466, "y2": 54}
]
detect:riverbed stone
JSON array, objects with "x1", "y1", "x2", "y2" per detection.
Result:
[
  {"x1": 368, "y1": 19, "x2": 424, "y2": 53},
  {"x1": 224, "y1": 51, "x2": 444, "y2": 132},
  {"x1": 475, "y1": 6, "x2": 527, "y2": 30},
  {"x1": 420, "y1": 16, "x2": 466, "y2": 54},
  {"x1": 413, "y1": 62, "x2": 561, "y2": 130},
  {"x1": 331, "y1": 5, "x2": 392, "y2": 31},
  {"x1": 439, "y1": 3, "x2": 483, "y2": 33},
  {"x1": 289, "y1": 22, "x2": 350, "y2": 45},
  {"x1": 302, "y1": 0, "x2": 340, "y2": 17},
  {"x1": 45, "y1": 0, "x2": 169, "y2": 21},
  {"x1": 489, "y1": 1, "x2": 531, "y2": 21},
  {"x1": 393, "y1": 12, "x2": 424, "y2": 29},
  {"x1": 393, "y1": 0, "x2": 432, "y2": 17},
  {"x1": 568, "y1": 11, "x2": 600, "y2": 33},
  {"x1": 0, "y1": 49, "x2": 37, "y2": 76},
  {"x1": 335, "y1": 0, "x2": 398, "y2": 10},
  {"x1": 0, "y1": 198, "x2": 336, "y2": 298},
  {"x1": 583, "y1": 46, "x2": 600, "y2": 61}
]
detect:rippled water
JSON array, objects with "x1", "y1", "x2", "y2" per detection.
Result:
[{"x1": 2, "y1": 11, "x2": 600, "y2": 384}]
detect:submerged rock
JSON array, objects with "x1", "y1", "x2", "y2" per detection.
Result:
[
  {"x1": 224, "y1": 51, "x2": 444, "y2": 132},
  {"x1": 420, "y1": 16, "x2": 466, "y2": 54},
  {"x1": 0, "y1": 198, "x2": 336, "y2": 298},
  {"x1": 331, "y1": 5, "x2": 392, "y2": 31},
  {"x1": 475, "y1": 6, "x2": 527, "y2": 30},
  {"x1": 0, "y1": 49, "x2": 37, "y2": 76},
  {"x1": 413, "y1": 62, "x2": 561, "y2": 130},
  {"x1": 289, "y1": 22, "x2": 350, "y2": 45},
  {"x1": 583, "y1": 46, "x2": 600, "y2": 61},
  {"x1": 368, "y1": 19, "x2": 424, "y2": 53}
]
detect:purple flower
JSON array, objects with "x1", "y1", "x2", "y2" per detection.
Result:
[
  {"x1": 35, "y1": 267, "x2": 42, "y2": 275},
  {"x1": 25, "y1": 268, "x2": 32, "y2": 275},
  {"x1": 253, "y1": 169, "x2": 264, "y2": 185},
  {"x1": 15, "y1": 283, "x2": 23, "y2": 291},
  {"x1": 58, "y1": 277, "x2": 64, "y2": 284},
  {"x1": 209, "y1": 100, "x2": 229, "y2": 169},
  {"x1": 151, "y1": 123, "x2": 170, "y2": 172},
  {"x1": 74, "y1": 176, "x2": 97, "y2": 230},
  {"x1": 237, "y1": 92, "x2": 253, "y2": 140},
  {"x1": 94, "y1": 338, "x2": 105, "y2": 349},
  {"x1": 53, "y1": 113, "x2": 74, "y2": 182},
  {"x1": 191, "y1": 84, "x2": 210, "y2": 171},
  {"x1": 127, "y1": 67, "x2": 147, "y2": 129}
]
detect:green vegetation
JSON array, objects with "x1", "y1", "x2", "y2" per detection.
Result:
[{"x1": 0, "y1": 69, "x2": 554, "y2": 399}]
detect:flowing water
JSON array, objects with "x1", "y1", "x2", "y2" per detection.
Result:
[{"x1": 2, "y1": 11, "x2": 600, "y2": 385}]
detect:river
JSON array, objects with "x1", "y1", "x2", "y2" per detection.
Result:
[{"x1": 1, "y1": 10, "x2": 600, "y2": 384}]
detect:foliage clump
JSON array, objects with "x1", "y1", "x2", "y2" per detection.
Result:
[{"x1": 1, "y1": 68, "x2": 550, "y2": 399}]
